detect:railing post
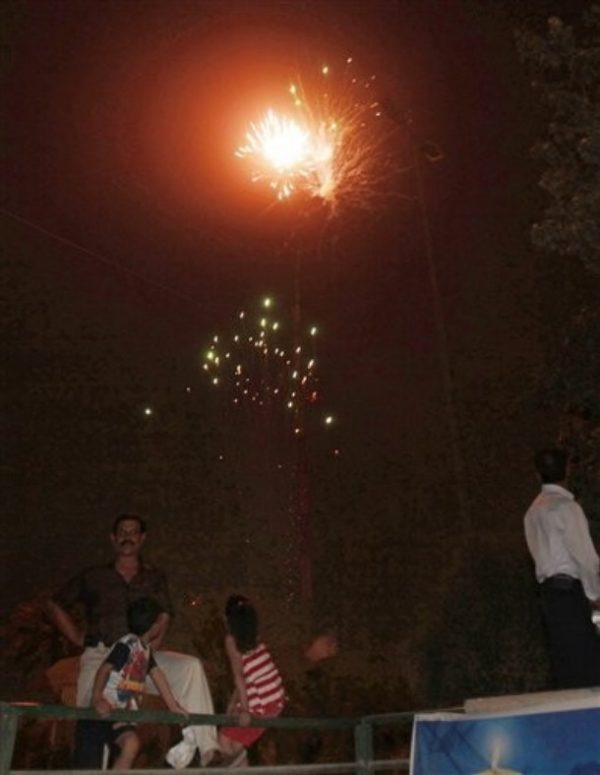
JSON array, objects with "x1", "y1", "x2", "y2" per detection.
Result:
[
  {"x1": 0, "y1": 705, "x2": 19, "y2": 775},
  {"x1": 354, "y1": 718, "x2": 374, "y2": 775}
]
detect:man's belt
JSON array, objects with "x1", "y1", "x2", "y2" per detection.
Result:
[{"x1": 542, "y1": 574, "x2": 580, "y2": 590}]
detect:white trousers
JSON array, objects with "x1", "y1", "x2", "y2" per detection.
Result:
[{"x1": 77, "y1": 645, "x2": 218, "y2": 761}]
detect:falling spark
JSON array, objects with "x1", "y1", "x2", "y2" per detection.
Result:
[
  {"x1": 202, "y1": 296, "x2": 333, "y2": 436},
  {"x1": 236, "y1": 57, "x2": 401, "y2": 213}
]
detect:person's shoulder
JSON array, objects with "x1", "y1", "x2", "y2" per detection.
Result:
[{"x1": 115, "y1": 633, "x2": 141, "y2": 651}]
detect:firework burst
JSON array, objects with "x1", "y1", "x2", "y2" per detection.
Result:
[
  {"x1": 236, "y1": 58, "x2": 402, "y2": 214},
  {"x1": 203, "y1": 296, "x2": 334, "y2": 435}
]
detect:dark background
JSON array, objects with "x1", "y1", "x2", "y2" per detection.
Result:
[{"x1": 2, "y1": 0, "x2": 598, "y2": 708}]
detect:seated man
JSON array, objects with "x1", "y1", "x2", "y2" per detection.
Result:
[{"x1": 46, "y1": 514, "x2": 218, "y2": 767}]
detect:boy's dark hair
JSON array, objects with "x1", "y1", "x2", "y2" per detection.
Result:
[
  {"x1": 112, "y1": 513, "x2": 147, "y2": 535},
  {"x1": 225, "y1": 594, "x2": 258, "y2": 653},
  {"x1": 127, "y1": 597, "x2": 162, "y2": 636},
  {"x1": 534, "y1": 448, "x2": 568, "y2": 484}
]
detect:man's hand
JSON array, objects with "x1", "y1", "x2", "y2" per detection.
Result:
[
  {"x1": 143, "y1": 612, "x2": 170, "y2": 650},
  {"x1": 168, "y1": 701, "x2": 189, "y2": 719},
  {"x1": 93, "y1": 697, "x2": 112, "y2": 717}
]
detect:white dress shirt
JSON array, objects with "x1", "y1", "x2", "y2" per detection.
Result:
[{"x1": 524, "y1": 483, "x2": 600, "y2": 601}]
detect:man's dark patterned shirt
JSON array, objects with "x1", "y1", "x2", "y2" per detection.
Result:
[{"x1": 53, "y1": 562, "x2": 173, "y2": 646}]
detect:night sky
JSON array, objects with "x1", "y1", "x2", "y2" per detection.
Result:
[{"x1": 2, "y1": 0, "x2": 598, "y2": 701}]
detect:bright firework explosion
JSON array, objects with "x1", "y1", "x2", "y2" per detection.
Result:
[
  {"x1": 235, "y1": 58, "x2": 402, "y2": 213},
  {"x1": 203, "y1": 296, "x2": 334, "y2": 436}
]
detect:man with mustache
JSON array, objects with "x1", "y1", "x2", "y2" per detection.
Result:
[{"x1": 46, "y1": 514, "x2": 218, "y2": 768}]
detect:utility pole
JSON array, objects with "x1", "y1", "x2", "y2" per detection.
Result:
[{"x1": 382, "y1": 100, "x2": 469, "y2": 535}]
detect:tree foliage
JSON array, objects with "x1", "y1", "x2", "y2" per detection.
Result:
[
  {"x1": 548, "y1": 306, "x2": 600, "y2": 528},
  {"x1": 516, "y1": 4, "x2": 600, "y2": 275}
]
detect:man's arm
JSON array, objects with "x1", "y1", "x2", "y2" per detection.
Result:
[
  {"x1": 143, "y1": 611, "x2": 170, "y2": 651},
  {"x1": 148, "y1": 665, "x2": 186, "y2": 715},
  {"x1": 563, "y1": 501, "x2": 600, "y2": 603},
  {"x1": 45, "y1": 599, "x2": 85, "y2": 648}
]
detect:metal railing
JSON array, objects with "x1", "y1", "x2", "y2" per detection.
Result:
[{"x1": 0, "y1": 702, "x2": 413, "y2": 774}]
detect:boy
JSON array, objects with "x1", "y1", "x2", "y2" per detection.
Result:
[{"x1": 91, "y1": 597, "x2": 187, "y2": 769}]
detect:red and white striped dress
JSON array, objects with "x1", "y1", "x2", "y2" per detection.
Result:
[{"x1": 241, "y1": 643, "x2": 285, "y2": 716}]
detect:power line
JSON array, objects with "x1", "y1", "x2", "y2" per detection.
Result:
[{"x1": 0, "y1": 206, "x2": 218, "y2": 310}]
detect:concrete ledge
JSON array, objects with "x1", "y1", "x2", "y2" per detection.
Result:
[{"x1": 464, "y1": 686, "x2": 600, "y2": 714}]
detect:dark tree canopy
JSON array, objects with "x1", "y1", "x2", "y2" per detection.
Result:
[{"x1": 516, "y1": 4, "x2": 600, "y2": 275}]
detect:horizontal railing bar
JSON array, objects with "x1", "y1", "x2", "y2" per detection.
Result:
[
  {"x1": 370, "y1": 759, "x2": 410, "y2": 771},
  {"x1": 361, "y1": 705, "x2": 462, "y2": 725},
  {"x1": 11, "y1": 764, "x2": 364, "y2": 775},
  {"x1": 1, "y1": 703, "x2": 355, "y2": 730},
  {"x1": 0, "y1": 762, "x2": 412, "y2": 775}
]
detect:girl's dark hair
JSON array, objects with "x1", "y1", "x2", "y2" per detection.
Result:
[{"x1": 225, "y1": 594, "x2": 258, "y2": 653}]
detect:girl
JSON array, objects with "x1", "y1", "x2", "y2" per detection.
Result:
[{"x1": 218, "y1": 595, "x2": 286, "y2": 768}]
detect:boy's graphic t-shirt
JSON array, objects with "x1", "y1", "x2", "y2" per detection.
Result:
[{"x1": 103, "y1": 634, "x2": 156, "y2": 709}]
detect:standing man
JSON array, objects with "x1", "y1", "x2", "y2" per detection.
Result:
[
  {"x1": 524, "y1": 448, "x2": 600, "y2": 689},
  {"x1": 46, "y1": 514, "x2": 218, "y2": 767}
]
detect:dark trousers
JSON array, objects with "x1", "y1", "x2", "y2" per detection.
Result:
[
  {"x1": 540, "y1": 577, "x2": 600, "y2": 689},
  {"x1": 73, "y1": 720, "x2": 111, "y2": 769}
]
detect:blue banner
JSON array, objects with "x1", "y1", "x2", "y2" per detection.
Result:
[{"x1": 411, "y1": 702, "x2": 600, "y2": 774}]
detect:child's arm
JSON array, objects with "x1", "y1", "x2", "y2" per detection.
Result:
[
  {"x1": 91, "y1": 662, "x2": 113, "y2": 717},
  {"x1": 148, "y1": 666, "x2": 187, "y2": 716},
  {"x1": 225, "y1": 634, "x2": 249, "y2": 712},
  {"x1": 226, "y1": 688, "x2": 239, "y2": 714}
]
